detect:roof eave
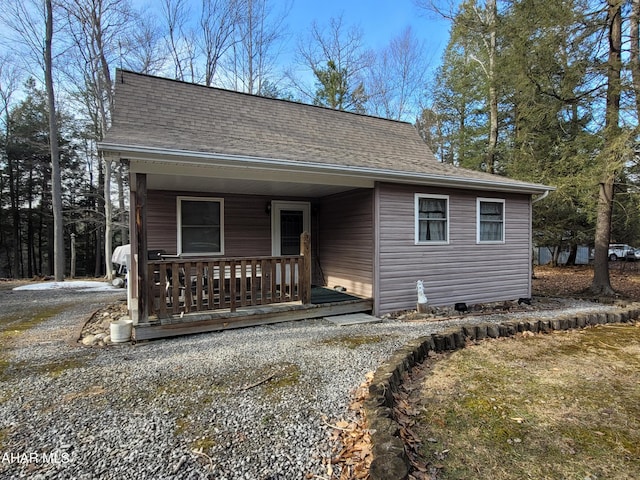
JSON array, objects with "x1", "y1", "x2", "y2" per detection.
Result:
[{"x1": 98, "y1": 142, "x2": 555, "y2": 195}]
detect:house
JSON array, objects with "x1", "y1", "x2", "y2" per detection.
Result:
[{"x1": 99, "y1": 70, "x2": 552, "y2": 340}]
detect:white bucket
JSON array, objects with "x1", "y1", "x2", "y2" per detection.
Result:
[{"x1": 110, "y1": 318, "x2": 133, "y2": 343}]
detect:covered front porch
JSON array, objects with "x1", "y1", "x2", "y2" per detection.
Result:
[{"x1": 126, "y1": 167, "x2": 376, "y2": 340}]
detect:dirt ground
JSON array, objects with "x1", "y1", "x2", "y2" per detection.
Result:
[{"x1": 532, "y1": 264, "x2": 640, "y2": 299}]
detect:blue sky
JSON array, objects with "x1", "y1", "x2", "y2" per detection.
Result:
[
  {"x1": 284, "y1": 0, "x2": 451, "y2": 59},
  {"x1": 131, "y1": 0, "x2": 454, "y2": 75}
]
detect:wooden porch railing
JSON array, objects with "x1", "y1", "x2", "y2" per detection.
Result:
[
  {"x1": 138, "y1": 231, "x2": 312, "y2": 320},
  {"x1": 147, "y1": 255, "x2": 309, "y2": 317}
]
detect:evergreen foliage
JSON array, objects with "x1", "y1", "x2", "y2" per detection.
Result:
[
  {"x1": 313, "y1": 60, "x2": 367, "y2": 112},
  {"x1": 425, "y1": 0, "x2": 640, "y2": 263},
  {"x1": 1, "y1": 0, "x2": 639, "y2": 279}
]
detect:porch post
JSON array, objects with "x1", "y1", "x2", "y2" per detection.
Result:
[
  {"x1": 136, "y1": 173, "x2": 148, "y2": 321},
  {"x1": 300, "y1": 231, "x2": 311, "y2": 304}
]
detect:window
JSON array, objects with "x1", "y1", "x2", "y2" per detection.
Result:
[
  {"x1": 177, "y1": 197, "x2": 224, "y2": 255},
  {"x1": 415, "y1": 194, "x2": 449, "y2": 244},
  {"x1": 477, "y1": 198, "x2": 505, "y2": 243}
]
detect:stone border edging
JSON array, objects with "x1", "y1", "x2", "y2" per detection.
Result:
[
  {"x1": 72, "y1": 308, "x2": 102, "y2": 347},
  {"x1": 364, "y1": 304, "x2": 640, "y2": 480}
]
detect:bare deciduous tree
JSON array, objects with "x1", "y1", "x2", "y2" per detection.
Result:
[
  {"x1": 161, "y1": 0, "x2": 239, "y2": 85},
  {"x1": 123, "y1": 13, "x2": 165, "y2": 75},
  {"x1": 45, "y1": 0, "x2": 64, "y2": 281},
  {"x1": 225, "y1": 0, "x2": 290, "y2": 94},
  {"x1": 60, "y1": 0, "x2": 150, "y2": 280},
  {"x1": 200, "y1": 0, "x2": 239, "y2": 86},
  {"x1": 289, "y1": 15, "x2": 373, "y2": 110},
  {"x1": 161, "y1": 0, "x2": 195, "y2": 81},
  {"x1": 366, "y1": 26, "x2": 432, "y2": 121}
]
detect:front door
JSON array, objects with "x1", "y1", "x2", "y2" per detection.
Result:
[{"x1": 271, "y1": 201, "x2": 311, "y2": 256}]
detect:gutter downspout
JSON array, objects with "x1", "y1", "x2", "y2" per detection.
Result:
[{"x1": 532, "y1": 189, "x2": 551, "y2": 204}]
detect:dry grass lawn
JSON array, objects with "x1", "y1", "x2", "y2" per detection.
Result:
[
  {"x1": 409, "y1": 265, "x2": 640, "y2": 480},
  {"x1": 412, "y1": 324, "x2": 640, "y2": 479}
]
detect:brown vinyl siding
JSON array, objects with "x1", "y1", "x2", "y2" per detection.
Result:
[
  {"x1": 147, "y1": 190, "x2": 177, "y2": 252},
  {"x1": 318, "y1": 189, "x2": 374, "y2": 298},
  {"x1": 376, "y1": 183, "x2": 532, "y2": 314},
  {"x1": 146, "y1": 190, "x2": 272, "y2": 256}
]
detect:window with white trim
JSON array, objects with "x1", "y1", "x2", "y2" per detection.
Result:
[
  {"x1": 477, "y1": 198, "x2": 505, "y2": 243},
  {"x1": 177, "y1": 197, "x2": 224, "y2": 255},
  {"x1": 415, "y1": 194, "x2": 449, "y2": 244}
]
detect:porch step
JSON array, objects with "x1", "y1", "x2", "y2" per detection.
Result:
[
  {"x1": 324, "y1": 313, "x2": 381, "y2": 326},
  {"x1": 134, "y1": 298, "x2": 374, "y2": 340}
]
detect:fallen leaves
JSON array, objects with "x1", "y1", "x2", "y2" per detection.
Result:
[
  {"x1": 532, "y1": 265, "x2": 640, "y2": 298},
  {"x1": 326, "y1": 365, "x2": 434, "y2": 480},
  {"x1": 326, "y1": 371, "x2": 374, "y2": 480},
  {"x1": 393, "y1": 387, "x2": 431, "y2": 480}
]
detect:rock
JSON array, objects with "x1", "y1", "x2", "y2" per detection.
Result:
[
  {"x1": 369, "y1": 454, "x2": 409, "y2": 480},
  {"x1": 81, "y1": 334, "x2": 96, "y2": 346}
]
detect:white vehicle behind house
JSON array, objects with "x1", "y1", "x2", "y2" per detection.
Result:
[{"x1": 608, "y1": 244, "x2": 635, "y2": 261}]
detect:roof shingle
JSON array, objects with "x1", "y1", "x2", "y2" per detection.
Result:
[{"x1": 102, "y1": 70, "x2": 550, "y2": 192}]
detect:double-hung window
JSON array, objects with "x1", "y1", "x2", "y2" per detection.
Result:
[
  {"x1": 415, "y1": 194, "x2": 449, "y2": 244},
  {"x1": 477, "y1": 198, "x2": 505, "y2": 243},
  {"x1": 177, "y1": 196, "x2": 224, "y2": 255}
]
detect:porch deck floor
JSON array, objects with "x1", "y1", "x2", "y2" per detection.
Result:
[
  {"x1": 310, "y1": 287, "x2": 361, "y2": 304},
  {"x1": 133, "y1": 287, "x2": 372, "y2": 341}
]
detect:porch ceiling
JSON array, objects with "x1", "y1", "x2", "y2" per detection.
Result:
[
  {"x1": 146, "y1": 172, "x2": 362, "y2": 196},
  {"x1": 129, "y1": 156, "x2": 376, "y2": 196}
]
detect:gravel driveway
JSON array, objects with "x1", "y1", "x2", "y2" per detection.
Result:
[{"x1": 0, "y1": 286, "x2": 619, "y2": 479}]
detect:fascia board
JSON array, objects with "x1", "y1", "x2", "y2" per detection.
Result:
[{"x1": 99, "y1": 142, "x2": 555, "y2": 195}]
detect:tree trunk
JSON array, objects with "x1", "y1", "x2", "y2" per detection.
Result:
[
  {"x1": 566, "y1": 244, "x2": 578, "y2": 266},
  {"x1": 551, "y1": 245, "x2": 560, "y2": 267},
  {"x1": 590, "y1": 0, "x2": 622, "y2": 296},
  {"x1": 104, "y1": 157, "x2": 113, "y2": 280},
  {"x1": 45, "y1": 0, "x2": 65, "y2": 282},
  {"x1": 247, "y1": 0, "x2": 255, "y2": 94},
  {"x1": 117, "y1": 161, "x2": 128, "y2": 244},
  {"x1": 70, "y1": 233, "x2": 76, "y2": 278},
  {"x1": 486, "y1": 0, "x2": 498, "y2": 174},
  {"x1": 631, "y1": 0, "x2": 640, "y2": 119},
  {"x1": 27, "y1": 169, "x2": 33, "y2": 278},
  {"x1": 8, "y1": 148, "x2": 20, "y2": 278},
  {"x1": 592, "y1": 180, "x2": 615, "y2": 293},
  {"x1": 95, "y1": 152, "x2": 105, "y2": 277},
  {"x1": 38, "y1": 172, "x2": 47, "y2": 275},
  {"x1": 94, "y1": 227, "x2": 102, "y2": 277}
]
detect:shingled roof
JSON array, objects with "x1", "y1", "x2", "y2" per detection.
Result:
[{"x1": 101, "y1": 70, "x2": 550, "y2": 194}]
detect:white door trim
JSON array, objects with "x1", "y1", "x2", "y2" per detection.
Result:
[{"x1": 271, "y1": 201, "x2": 311, "y2": 256}]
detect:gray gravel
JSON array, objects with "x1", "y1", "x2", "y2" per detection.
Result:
[{"x1": 0, "y1": 288, "x2": 618, "y2": 479}]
